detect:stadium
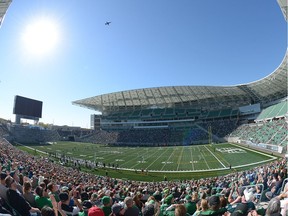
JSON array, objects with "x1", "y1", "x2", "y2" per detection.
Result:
[{"x1": 0, "y1": 0, "x2": 287, "y2": 215}]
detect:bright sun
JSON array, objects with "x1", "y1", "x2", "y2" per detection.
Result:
[{"x1": 22, "y1": 18, "x2": 59, "y2": 55}]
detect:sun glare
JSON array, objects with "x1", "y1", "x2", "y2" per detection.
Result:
[{"x1": 22, "y1": 18, "x2": 59, "y2": 55}]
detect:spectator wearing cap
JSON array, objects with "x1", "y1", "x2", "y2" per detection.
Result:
[
  {"x1": 79, "y1": 200, "x2": 93, "y2": 216},
  {"x1": 34, "y1": 185, "x2": 53, "y2": 209},
  {"x1": 88, "y1": 206, "x2": 105, "y2": 216},
  {"x1": 81, "y1": 191, "x2": 90, "y2": 202},
  {"x1": 198, "y1": 196, "x2": 226, "y2": 216},
  {"x1": 124, "y1": 196, "x2": 140, "y2": 216},
  {"x1": 5, "y1": 175, "x2": 41, "y2": 216},
  {"x1": 159, "y1": 194, "x2": 174, "y2": 216},
  {"x1": 0, "y1": 172, "x2": 8, "y2": 201},
  {"x1": 59, "y1": 191, "x2": 82, "y2": 216},
  {"x1": 184, "y1": 195, "x2": 196, "y2": 215},
  {"x1": 153, "y1": 191, "x2": 162, "y2": 203},
  {"x1": 101, "y1": 196, "x2": 112, "y2": 216},
  {"x1": 111, "y1": 202, "x2": 126, "y2": 216},
  {"x1": 240, "y1": 190, "x2": 256, "y2": 213},
  {"x1": 231, "y1": 203, "x2": 248, "y2": 216}
]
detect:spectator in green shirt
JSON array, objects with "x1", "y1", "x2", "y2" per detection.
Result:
[
  {"x1": 35, "y1": 186, "x2": 53, "y2": 209},
  {"x1": 184, "y1": 195, "x2": 196, "y2": 215},
  {"x1": 101, "y1": 196, "x2": 112, "y2": 216}
]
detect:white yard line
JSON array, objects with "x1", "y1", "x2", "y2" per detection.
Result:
[
  {"x1": 114, "y1": 148, "x2": 139, "y2": 167},
  {"x1": 160, "y1": 148, "x2": 177, "y2": 171},
  {"x1": 204, "y1": 146, "x2": 226, "y2": 168},
  {"x1": 145, "y1": 147, "x2": 170, "y2": 170},
  {"x1": 190, "y1": 147, "x2": 195, "y2": 170},
  {"x1": 199, "y1": 148, "x2": 210, "y2": 169},
  {"x1": 176, "y1": 147, "x2": 184, "y2": 171}
]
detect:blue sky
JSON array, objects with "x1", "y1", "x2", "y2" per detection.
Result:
[{"x1": 0, "y1": 0, "x2": 287, "y2": 128}]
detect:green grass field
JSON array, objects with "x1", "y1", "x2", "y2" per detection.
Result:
[{"x1": 17, "y1": 142, "x2": 277, "y2": 181}]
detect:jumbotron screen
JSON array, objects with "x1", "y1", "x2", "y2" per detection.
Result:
[{"x1": 13, "y1": 95, "x2": 43, "y2": 118}]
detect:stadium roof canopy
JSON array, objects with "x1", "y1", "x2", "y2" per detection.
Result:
[
  {"x1": 277, "y1": 0, "x2": 288, "y2": 21},
  {"x1": 0, "y1": 0, "x2": 12, "y2": 28},
  {"x1": 73, "y1": 51, "x2": 287, "y2": 113}
]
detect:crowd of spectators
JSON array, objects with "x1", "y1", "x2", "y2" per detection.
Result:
[
  {"x1": 0, "y1": 137, "x2": 287, "y2": 216},
  {"x1": 81, "y1": 119, "x2": 241, "y2": 146},
  {"x1": 229, "y1": 118, "x2": 287, "y2": 146},
  {"x1": 5, "y1": 117, "x2": 286, "y2": 149}
]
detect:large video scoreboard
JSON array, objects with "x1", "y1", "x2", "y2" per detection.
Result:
[{"x1": 13, "y1": 95, "x2": 43, "y2": 118}]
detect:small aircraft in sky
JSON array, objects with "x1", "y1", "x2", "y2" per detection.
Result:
[{"x1": 105, "y1": 21, "x2": 111, "y2": 25}]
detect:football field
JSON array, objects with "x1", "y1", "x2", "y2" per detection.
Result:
[{"x1": 24, "y1": 142, "x2": 276, "y2": 173}]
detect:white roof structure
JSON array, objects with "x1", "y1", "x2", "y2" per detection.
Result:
[
  {"x1": 0, "y1": 0, "x2": 12, "y2": 28},
  {"x1": 73, "y1": 51, "x2": 287, "y2": 113},
  {"x1": 277, "y1": 0, "x2": 288, "y2": 21}
]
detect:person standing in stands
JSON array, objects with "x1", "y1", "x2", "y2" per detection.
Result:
[{"x1": 5, "y1": 175, "x2": 41, "y2": 216}]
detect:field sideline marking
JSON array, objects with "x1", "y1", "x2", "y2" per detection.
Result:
[{"x1": 204, "y1": 146, "x2": 226, "y2": 168}]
